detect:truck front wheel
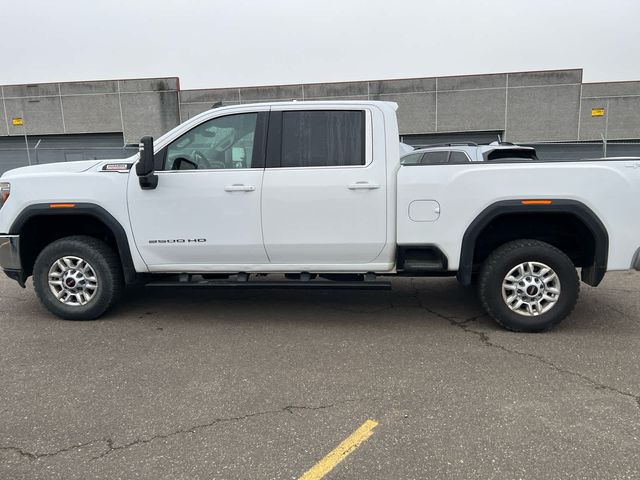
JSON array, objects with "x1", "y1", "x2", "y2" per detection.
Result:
[
  {"x1": 33, "y1": 236, "x2": 123, "y2": 320},
  {"x1": 478, "y1": 239, "x2": 579, "y2": 332}
]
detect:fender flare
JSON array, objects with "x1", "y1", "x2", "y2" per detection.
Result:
[
  {"x1": 457, "y1": 199, "x2": 609, "y2": 287},
  {"x1": 10, "y1": 203, "x2": 137, "y2": 284}
]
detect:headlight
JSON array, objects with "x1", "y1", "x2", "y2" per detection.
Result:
[{"x1": 0, "y1": 182, "x2": 10, "y2": 209}]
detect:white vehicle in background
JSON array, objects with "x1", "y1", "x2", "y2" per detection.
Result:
[
  {"x1": 0, "y1": 100, "x2": 639, "y2": 332},
  {"x1": 399, "y1": 142, "x2": 415, "y2": 155},
  {"x1": 401, "y1": 142, "x2": 538, "y2": 165}
]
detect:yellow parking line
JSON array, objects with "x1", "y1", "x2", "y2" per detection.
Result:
[{"x1": 298, "y1": 419, "x2": 379, "y2": 480}]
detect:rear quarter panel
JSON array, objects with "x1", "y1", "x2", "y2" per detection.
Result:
[{"x1": 397, "y1": 161, "x2": 640, "y2": 271}]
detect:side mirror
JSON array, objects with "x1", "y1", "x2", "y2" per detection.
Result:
[{"x1": 136, "y1": 136, "x2": 158, "y2": 190}]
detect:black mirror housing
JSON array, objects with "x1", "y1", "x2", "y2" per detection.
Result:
[{"x1": 137, "y1": 136, "x2": 158, "y2": 189}]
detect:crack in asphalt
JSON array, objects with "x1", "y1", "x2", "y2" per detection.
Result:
[
  {"x1": 0, "y1": 397, "x2": 373, "y2": 463},
  {"x1": 410, "y1": 280, "x2": 640, "y2": 411},
  {"x1": 90, "y1": 399, "x2": 372, "y2": 462},
  {"x1": 0, "y1": 439, "x2": 99, "y2": 461}
]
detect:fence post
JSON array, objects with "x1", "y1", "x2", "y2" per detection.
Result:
[
  {"x1": 601, "y1": 134, "x2": 607, "y2": 158},
  {"x1": 33, "y1": 139, "x2": 42, "y2": 165},
  {"x1": 23, "y1": 131, "x2": 31, "y2": 166}
]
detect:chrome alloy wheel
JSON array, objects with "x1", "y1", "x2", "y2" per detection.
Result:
[
  {"x1": 48, "y1": 256, "x2": 98, "y2": 306},
  {"x1": 501, "y1": 261, "x2": 561, "y2": 316}
]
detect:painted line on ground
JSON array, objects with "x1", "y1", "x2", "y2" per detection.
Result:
[{"x1": 298, "y1": 419, "x2": 379, "y2": 480}]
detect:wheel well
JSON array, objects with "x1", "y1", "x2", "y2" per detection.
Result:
[
  {"x1": 472, "y1": 213, "x2": 595, "y2": 269},
  {"x1": 458, "y1": 201, "x2": 609, "y2": 287},
  {"x1": 19, "y1": 214, "x2": 120, "y2": 279}
]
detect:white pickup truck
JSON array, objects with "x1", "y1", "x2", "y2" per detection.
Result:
[{"x1": 1, "y1": 101, "x2": 639, "y2": 332}]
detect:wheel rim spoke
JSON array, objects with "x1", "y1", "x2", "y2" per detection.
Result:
[
  {"x1": 501, "y1": 261, "x2": 561, "y2": 317},
  {"x1": 47, "y1": 255, "x2": 99, "y2": 307}
]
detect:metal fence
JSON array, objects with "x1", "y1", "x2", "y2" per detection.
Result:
[{"x1": 522, "y1": 140, "x2": 640, "y2": 161}]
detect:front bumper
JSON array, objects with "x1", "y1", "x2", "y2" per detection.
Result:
[{"x1": 0, "y1": 234, "x2": 25, "y2": 287}]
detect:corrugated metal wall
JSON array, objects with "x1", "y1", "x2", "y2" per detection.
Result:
[{"x1": 0, "y1": 133, "x2": 133, "y2": 173}]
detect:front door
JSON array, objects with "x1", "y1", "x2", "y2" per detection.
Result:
[{"x1": 127, "y1": 110, "x2": 269, "y2": 270}]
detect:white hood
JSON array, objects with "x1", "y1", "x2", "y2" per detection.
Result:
[{"x1": 1, "y1": 160, "x2": 102, "y2": 179}]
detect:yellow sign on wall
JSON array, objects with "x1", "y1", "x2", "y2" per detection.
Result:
[
  {"x1": 11, "y1": 117, "x2": 23, "y2": 126},
  {"x1": 591, "y1": 108, "x2": 606, "y2": 117}
]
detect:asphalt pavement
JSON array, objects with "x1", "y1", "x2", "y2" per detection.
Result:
[{"x1": 1, "y1": 272, "x2": 639, "y2": 479}]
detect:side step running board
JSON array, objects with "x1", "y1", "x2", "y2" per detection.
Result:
[
  {"x1": 145, "y1": 280, "x2": 392, "y2": 290},
  {"x1": 402, "y1": 260, "x2": 445, "y2": 271}
]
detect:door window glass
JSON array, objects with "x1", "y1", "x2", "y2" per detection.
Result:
[
  {"x1": 165, "y1": 113, "x2": 259, "y2": 170},
  {"x1": 281, "y1": 110, "x2": 365, "y2": 167}
]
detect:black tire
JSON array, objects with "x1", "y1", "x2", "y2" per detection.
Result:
[
  {"x1": 478, "y1": 239, "x2": 579, "y2": 332},
  {"x1": 33, "y1": 236, "x2": 123, "y2": 320}
]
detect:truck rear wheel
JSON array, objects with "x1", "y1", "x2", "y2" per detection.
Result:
[
  {"x1": 33, "y1": 236, "x2": 123, "y2": 320},
  {"x1": 478, "y1": 239, "x2": 579, "y2": 332}
]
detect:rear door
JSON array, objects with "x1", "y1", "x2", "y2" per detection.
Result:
[{"x1": 261, "y1": 106, "x2": 387, "y2": 265}]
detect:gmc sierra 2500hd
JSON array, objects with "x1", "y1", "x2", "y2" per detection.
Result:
[{"x1": 1, "y1": 101, "x2": 639, "y2": 331}]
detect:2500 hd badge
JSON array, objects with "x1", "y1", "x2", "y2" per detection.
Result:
[{"x1": 148, "y1": 238, "x2": 207, "y2": 244}]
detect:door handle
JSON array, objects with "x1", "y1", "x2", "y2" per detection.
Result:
[
  {"x1": 224, "y1": 184, "x2": 255, "y2": 192},
  {"x1": 348, "y1": 182, "x2": 380, "y2": 190}
]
